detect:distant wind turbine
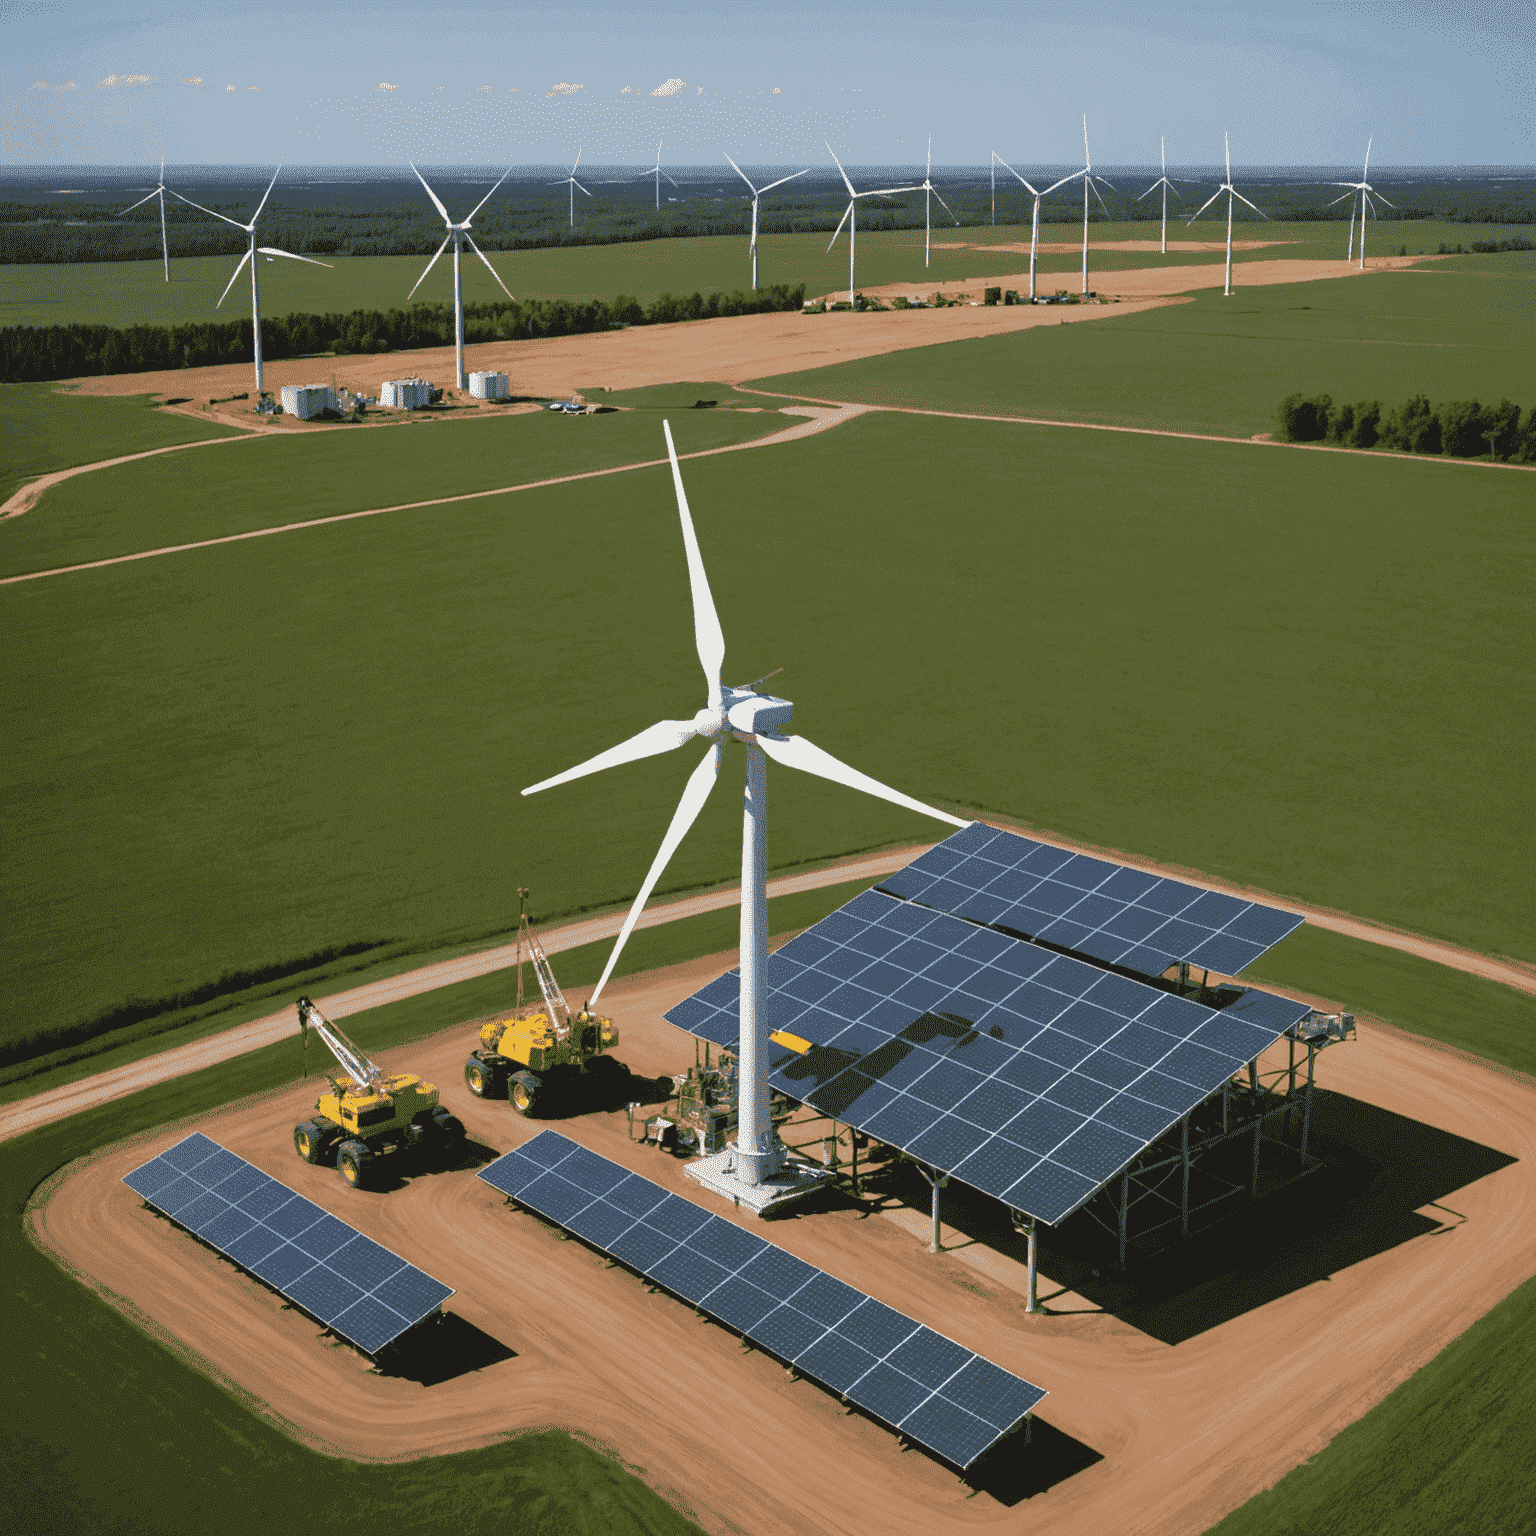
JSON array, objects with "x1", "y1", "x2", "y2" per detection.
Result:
[
  {"x1": 825, "y1": 142, "x2": 920, "y2": 304},
  {"x1": 122, "y1": 156, "x2": 172, "y2": 282},
  {"x1": 1323, "y1": 138, "x2": 1394, "y2": 270},
  {"x1": 917, "y1": 136, "x2": 959, "y2": 269},
  {"x1": 171, "y1": 164, "x2": 331, "y2": 395},
  {"x1": 992, "y1": 153, "x2": 1085, "y2": 300},
  {"x1": 636, "y1": 139, "x2": 678, "y2": 211},
  {"x1": 551, "y1": 151, "x2": 592, "y2": 228},
  {"x1": 1079, "y1": 116, "x2": 1116, "y2": 296},
  {"x1": 723, "y1": 153, "x2": 808, "y2": 290},
  {"x1": 1136, "y1": 138, "x2": 1184, "y2": 254},
  {"x1": 407, "y1": 162, "x2": 515, "y2": 391},
  {"x1": 1187, "y1": 132, "x2": 1267, "y2": 296}
]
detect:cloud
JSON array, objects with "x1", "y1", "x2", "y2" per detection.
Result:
[
  {"x1": 378, "y1": 82, "x2": 400, "y2": 91},
  {"x1": 773, "y1": 87, "x2": 782, "y2": 93},
  {"x1": 180, "y1": 76, "x2": 203, "y2": 85},
  {"x1": 697, "y1": 85, "x2": 704, "y2": 94},
  {"x1": 621, "y1": 86, "x2": 633, "y2": 93},
  {"x1": 97, "y1": 74, "x2": 154, "y2": 88},
  {"x1": 30, "y1": 81, "x2": 47, "y2": 90},
  {"x1": 58, "y1": 81, "x2": 78, "y2": 91},
  {"x1": 475, "y1": 84, "x2": 491, "y2": 92},
  {"x1": 247, "y1": 85, "x2": 259, "y2": 91},
  {"x1": 651, "y1": 78, "x2": 686, "y2": 97},
  {"x1": 546, "y1": 82, "x2": 584, "y2": 96},
  {"x1": 225, "y1": 84, "x2": 236, "y2": 92}
]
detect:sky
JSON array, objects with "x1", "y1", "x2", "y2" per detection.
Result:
[{"x1": 2, "y1": 0, "x2": 1531, "y2": 168}]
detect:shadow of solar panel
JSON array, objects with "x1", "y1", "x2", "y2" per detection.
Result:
[
  {"x1": 477, "y1": 1132, "x2": 1045, "y2": 1467},
  {"x1": 122, "y1": 1134, "x2": 453, "y2": 1355}
]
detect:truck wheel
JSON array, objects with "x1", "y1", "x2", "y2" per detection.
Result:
[
  {"x1": 337, "y1": 1140, "x2": 373, "y2": 1189},
  {"x1": 464, "y1": 1057, "x2": 496, "y2": 1098},
  {"x1": 294, "y1": 1121, "x2": 328, "y2": 1164},
  {"x1": 430, "y1": 1106, "x2": 465, "y2": 1146},
  {"x1": 508, "y1": 1072, "x2": 543, "y2": 1118}
]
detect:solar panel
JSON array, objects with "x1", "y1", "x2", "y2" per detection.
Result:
[
  {"x1": 879, "y1": 824, "x2": 1303, "y2": 981},
  {"x1": 123, "y1": 1133, "x2": 453, "y2": 1355},
  {"x1": 664, "y1": 888, "x2": 1311, "y2": 1224},
  {"x1": 480, "y1": 1131, "x2": 1045, "y2": 1469}
]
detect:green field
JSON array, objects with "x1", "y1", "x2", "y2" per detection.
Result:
[
  {"x1": 2, "y1": 219, "x2": 1521, "y2": 331},
  {"x1": 0, "y1": 401, "x2": 793, "y2": 576},
  {"x1": 750, "y1": 256, "x2": 1536, "y2": 437},
  {"x1": 4, "y1": 410, "x2": 1532, "y2": 1051}
]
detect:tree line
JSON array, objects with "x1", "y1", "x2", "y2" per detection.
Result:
[
  {"x1": 0, "y1": 283, "x2": 807, "y2": 383},
  {"x1": 1277, "y1": 392, "x2": 1536, "y2": 461}
]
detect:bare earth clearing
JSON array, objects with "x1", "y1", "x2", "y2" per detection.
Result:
[{"x1": 33, "y1": 952, "x2": 1535, "y2": 1536}]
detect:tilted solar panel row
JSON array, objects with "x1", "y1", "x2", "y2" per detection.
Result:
[
  {"x1": 123, "y1": 1133, "x2": 453, "y2": 1355},
  {"x1": 479, "y1": 1130, "x2": 1045, "y2": 1470},
  {"x1": 665, "y1": 888, "x2": 1311, "y2": 1224},
  {"x1": 881, "y1": 823, "x2": 1304, "y2": 982}
]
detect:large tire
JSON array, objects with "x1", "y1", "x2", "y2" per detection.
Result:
[
  {"x1": 508, "y1": 1071, "x2": 543, "y2": 1119},
  {"x1": 294, "y1": 1120, "x2": 330, "y2": 1164},
  {"x1": 464, "y1": 1056, "x2": 496, "y2": 1099},
  {"x1": 430, "y1": 1106, "x2": 465, "y2": 1147},
  {"x1": 337, "y1": 1139, "x2": 374, "y2": 1189}
]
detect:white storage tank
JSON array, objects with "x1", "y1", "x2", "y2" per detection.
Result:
[
  {"x1": 469, "y1": 371, "x2": 510, "y2": 400},
  {"x1": 381, "y1": 377, "x2": 433, "y2": 410},
  {"x1": 280, "y1": 384, "x2": 333, "y2": 420}
]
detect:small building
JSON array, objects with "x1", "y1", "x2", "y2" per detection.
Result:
[
  {"x1": 381, "y1": 377, "x2": 433, "y2": 410},
  {"x1": 469, "y1": 371, "x2": 510, "y2": 401},
  {"x1": 280, "y1": 383, "x2": 337, "y2": 421}
]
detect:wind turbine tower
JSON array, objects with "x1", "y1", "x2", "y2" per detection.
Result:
[
  {"x1": 171, "y1": 165, "x2": 332, "y2": 395},
  {"x1": 122, "y1": 157, "x2": 172, "y2": 281},
  {"x1": 552, "y1": 151, "x2": 592, "y2": 228},
  {"x1": 992, "y1": 154, "x2": 1086, "y2": 300},
  {"x1": 1187, "y1": 133, "x2": 1267, "y2": 297},
  {"x1": 407, "y1": 162, "x2": 515, "y2": 391},
  {"x1": 723, "y1": 154, "x2": 808, "y2": 290},
  {"x1": 1324, "y1": 139, "x2": 1394, "y2": 270},
  {"x1": 522, "y1": 424, "x2": 968, "y2": 1213},
  {"x1": 825, "y1": 143, "x2": 920, "y2": 305},
  {"x1": 1136, "y1": 138, "x2": 1184, "y2": 254},
  {"x1": 1079, "y1": 117, "x2": 1115, "y2": 296},
  {"x1": 917, "y1": 136, "x2": 960, "y2": 269},
  {"x1": 638, "y1": 140, "x2": 679, "y2": 210}
]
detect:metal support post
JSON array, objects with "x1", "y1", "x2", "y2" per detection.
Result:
[
  {"x1": 1250, "y1": 1116, "x2": 1262, "y2": 1199},
  {"x1": 850, "y1": 1132, "x2": 860, "y2": 1197},
  {"x1": 1118, "y1": 1169, "x2": 1130, "y2": 1269},
  {"x1": 920, "y1": 1166, "x2": 950, "y2": 1254},
  {"x1": 1286, "y1": 1035, "x2": 1298, "y2": 1140},
  {"x1": 1248, "y1": 1058, "x2": 1259, "y2": 1095},
  {"x1": 1301, "y1": 1040, "x2": 1317, "y2": 1156},
  {"x1": 1025, "y1": 1217, "x2": 1039, "y2": 1314},
  {"x1": 1180, "y1": 1114, "x2": 1191, "y2": 1238},
  {"x1": 1222, "y1": 1082, "x2": 1229, "y2": 1134}
]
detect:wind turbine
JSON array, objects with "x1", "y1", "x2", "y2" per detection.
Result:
[
  {"x1": 1187, "y1": 132, "x2": 1267, "y2": 297},
  {"x1": 636, "y1": 139, "x2": 679, "y2": 211},
  {"x1": 521, "y1": 424, "x2": 968, "y2": 1208},
  {"x1": 551, "y1": 151, "x2": 591, "y2": 228},
  {"x1": 723, "y1": 153, "x2": 808, "y2": 290},
  {"x1": 122, "y1": 156, "x2": 172, "y2": 281},
  {"x1": 992, "y1": 154, "x2": 1086, "y2": 301},
  {"x1": 170, "y1": 165, "x2": 331, "y2": 396},
  {"x1": 916, "y1": 135, "x2": 959, "y2": 269},
  {"x1": 1323, "y1": 138, "x2": 1394, "y2": 270},
  {"x1": 1079, "y1": 116, "x2": 1116, "y2": 296},
  {"x1": 825, "y1": 142, "x2": 920, "y2": 305},
  {"x1": 1136, "y1": 137, "x2": 1184, "y2": 254},
  {"x1": 407, "y1": 162, "x2": 515, "y2": 391}
]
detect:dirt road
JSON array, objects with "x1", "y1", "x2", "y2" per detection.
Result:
[{"x1": 33, "y1": 943, "x2": 1536, "y2": 1536}]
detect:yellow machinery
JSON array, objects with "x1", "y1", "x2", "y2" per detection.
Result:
[
  {"x1": 464, "y1": 892, "x2": 624, "y2": 1116},
  {"x1": 293, "y1": 996, "x2": 464, "y2": 1188}
]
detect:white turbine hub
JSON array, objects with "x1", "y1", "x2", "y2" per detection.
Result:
[
  {"x1": 692, "y1": 705, "x2": 725, "y2": 739},
  {"x1": 724, "y1": 689, "x2": 794, "y2": 742}
]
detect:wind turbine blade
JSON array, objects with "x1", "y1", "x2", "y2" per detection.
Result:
[
  {"x1": 1090, "y1": 179, "x2": 1112, "y2": 217},
  {"x1": 1375, "y1": 193, "x2": 1396, "y2": 210},
  {"x1": 572, "y1": 149, "x2": 583, "y2": 172},
  {"x1": 409, "y1": 162, "x2": 452, "y2": 223},
  {"x1": 865, "y1": 185, "x2": 922, "y2": 197},
  {"x1": 1042, "y1": 169, "x2": 1085, "y2": 196},
  {"x1": 1083, "y1": 114, "x2": 1091, "y2": 169},
  {"x1": 992, "y1": 153, "x2": 1036, "y2": 193},
  {"x1": 1169, "y1": 182, "x2": 1185, "y2": 202},
  {"x1": 122, "y1": 189, "x2": 160, "y2": 213},
  {"x1": 1231, "y1": 190, "x2": 1266, "y2": 218},
  {"x1": 662, "y1": 172, "x2": 680, "y2": 188},
  {"x1": 250, "y1": 164, "x2": 282, "y2": 227},
  {"x1": 1135, "y1": 182, "x2": 1158, "y2": 202},
  {"x1": 1188, "y1": 190, "x2": 1222, "y2": 223},
  {"x1": 573, "y1": 180, "x2": 592, "y2": 197},
  {"x1": 1362, "y1": 137, "x2": 1372, "y2": 178},
  {"x1": 759, "y1": 168, "x2": 809, "y2": 193},
  {"x1": 931, "y1": 187, "x2": 960, "y2": 224},
  {"x1": 1161, "y1": 137, "x2": 1166, "y2": 174},
  {"x1": 1224, "y1": 133, "x2": 1231, "y2": 183},
  {"x1": 588, "y1": 741, "x2": 722, "y2": 1004},
  {"x1": 827, "y1": 201, "x2": 852, "y2": 250},
  {"x1": 662, "y1": 420, "x2": 726, "y2": 711},
  {"x1": 464, "y1": 235, "x2": 515, "y2": 299},
  {"x1": 756, "y1": 733, "x2": 968, "y2": 829},
  {"x1": 723, "y1": 151, "x2": 757, "y2": 194},
  {"x1": 521, "y1": 717, "x2": 702, "y2": 796},
  {"x1": 168, "y1": 189, "x2": 249, "y2": 230},
  {"x1": 407, "y1": 233, "x2": 453, "y2": 299},
  {"x1": 1323, "y1": 189, "x2": 1355, "y2": 207},
  {"x1": 826, "y1": 142, "x2": 856, "y2": 199},
  {"x1": 216, "y1": 248, "x2": 252, "y2": 308},
  {"x1": 466, "y1": 163, "x2": 513, "y2": 223},
  {"x1": 257, "y1": 247, "x2": 334, "y2": 266},
  {"x1": 1362, "y1": 192, "x2": 1379, "y2": 219},
  {"x1": 927, "y1": 134, "x2": 932, "y2": 177}
]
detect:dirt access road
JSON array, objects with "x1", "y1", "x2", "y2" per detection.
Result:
[{"x1": 34, "y1": 941, "x2": 1536, "y2": 1536}]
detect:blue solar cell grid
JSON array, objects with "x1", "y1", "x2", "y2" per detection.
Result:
[
  {"x1": 123, "y1": 1133, "x2": 453, "y2": 1354},
  {"x1": 881, "y1": 823, "x2": 1303, "y2": 981},
  {"x1": 480, "y1": 1131, "x2": 1045, "y2": 1469},
  {"x1": 664, "y1": 888, "x2": 1311, "y2": 1224}
]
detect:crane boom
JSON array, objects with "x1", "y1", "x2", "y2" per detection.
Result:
[
  {"x1": 298, "y1": 996, "x2": 383, "y2": 1090},
  {"x1": 526, "y1": 923, "x2": 572, "y2": 1037}
]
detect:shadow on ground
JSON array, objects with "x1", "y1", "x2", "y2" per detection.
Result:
[
  {"x1": 963, "y1": 1416, "x2": 1104, "y2": 1505},
  {"x1": 378, "y1": 1310, "x2": 517, "y2": 1386}
]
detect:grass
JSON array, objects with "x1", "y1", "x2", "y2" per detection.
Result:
[
  {"x1": 1, "y1": 219, "x2": 1522, "y2": 331},
  {"x1": 1202, "y1": 1276, "x2": 1536, "y2": 1536},
  {"x1": 0, "y1": 381, "x2": 245, "y2": 503},
  {"x1": 3, "y1": 410, "x2": 1532, "y2": 1051},
  {"x1": 0, "y1": 403, "x2": 792, "y2": 575},
  {"x1": 749, "y1": 255, "x2": 1536, "y2": 438}
]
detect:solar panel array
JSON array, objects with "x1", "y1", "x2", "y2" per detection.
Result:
[
  {"x1": 123, "y1": 1133, "x2": 454, "y2": 1355},
  {"x1": 665, "y1": 889, "x2": 1311, "y2": 1224},
  {"x1": 479, "y1": 1131, "x2": 1045, "y2": 1469},
  {"x1": 880, "y1": 823, "x2": 1303, "y2": 981}
]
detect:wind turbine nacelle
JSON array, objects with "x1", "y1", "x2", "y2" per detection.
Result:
[{"x1": 725, "y1": 689, "x2": 794, "y2": 742}]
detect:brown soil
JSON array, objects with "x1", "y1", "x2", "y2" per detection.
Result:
[
  {"x1": 33, "y1": 953, "x2": 1536, "y2": 1536},
  {"x1": 935, "y1": 240, "x2": 1294, "y2": 255}
]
